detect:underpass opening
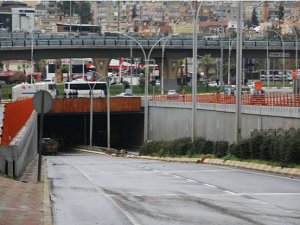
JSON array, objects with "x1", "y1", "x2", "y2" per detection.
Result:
[{"x1": 42, "y1": 112, "x2": 144, "y2": 152}]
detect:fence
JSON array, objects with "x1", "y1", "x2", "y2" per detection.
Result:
[
  {"x1": 1, "y1": 99, "x2": 34, "y2": 145},
  {"x1": 152, "y1": 93, "x2": 300, "y2": 107}
]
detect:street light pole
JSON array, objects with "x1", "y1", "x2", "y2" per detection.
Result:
[
  {"x1": 285, "y1": 24, "x2": 298, "y2": 93},
  {"x1": 227, "y1": 36, "x2": 233, "y2": 84},
  {"x1": 187, "y1": 0, "x2": 204, "y2": 142},
  {"x1": 31, "y1": 33, "x2": 34, "y2": 83},
  {"x1": 92, "y1": 72, "x2": 110, "y2": 150},
  {"x1": 112, "y1": 31, "x2": 176, "y2": 143},
  {"x1": 268, "y1": 29, "x2": 285, "y2": 87},
  {"x1": 88, "y1": 82, "x2": 96, "y2": 147},
  {"x1": 263, "y1": 31, "x2": 270, "y2": 90},
  {"x1": 130, "y1": 39, "x2": 133, "y2": 93},
  {"x1": 235, "y1": 0, "x2": 243, "y2": 144},
  {"x1": 220, "y1": 0, "x2": 224, "y2": 89}
]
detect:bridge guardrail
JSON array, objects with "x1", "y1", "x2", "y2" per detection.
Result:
[{"x1": 1, "y1": 35, "x2": 299, "y2": 48}]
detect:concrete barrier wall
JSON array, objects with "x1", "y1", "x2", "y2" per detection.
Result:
[
  {"x1": 148, "y1": 102, "x2": 300, "y2": 143},
  {"x1": 0, "y1": 112, "x2": 37, "y2": 178}
]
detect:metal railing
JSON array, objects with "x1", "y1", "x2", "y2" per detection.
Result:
[
  {"x1": 152, "y1": 93, "x2": 300, "y2": 107},
  {"x1": 0, "y1": 33, "x2": 299, "y2": 49}
]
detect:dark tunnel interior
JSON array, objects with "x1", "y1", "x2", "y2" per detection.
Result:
[{"x1": 42, "y1": 112, "x2": 144, "y2": 151}]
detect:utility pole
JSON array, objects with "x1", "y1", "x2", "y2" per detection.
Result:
[
  {"x1": 220, "y1": 1, "x2": 224, "y2": 90},
  {"x1": 235, "y1": 0, "x2": 243, "y2": 144}
]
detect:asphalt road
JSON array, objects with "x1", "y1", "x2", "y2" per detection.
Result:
[{"x1": 46, "y1": 151, "x2": 300, "y2": 225}]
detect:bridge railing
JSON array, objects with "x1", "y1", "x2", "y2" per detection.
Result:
[
  {"x1": 152, "y1": 93, "x2": 300, "y2": 107},
  {"x1": 0, "y1": 33, "x2": 299, "y2": 48}
]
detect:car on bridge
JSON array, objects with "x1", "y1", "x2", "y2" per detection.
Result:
[{"x1": 167, "y1": 90, "x2": 179, "y2": 99}]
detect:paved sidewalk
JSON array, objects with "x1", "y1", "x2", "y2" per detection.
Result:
[{"x1": 0, "y1": 157, "x2": 52, "y2": 225}]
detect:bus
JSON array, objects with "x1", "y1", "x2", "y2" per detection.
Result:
[
  {"x1": 12, "y1": 81, "x2": 57, "y2": 101},
  {"x1": 64, "y1": 79, "x2": 107, "y2": 98}
]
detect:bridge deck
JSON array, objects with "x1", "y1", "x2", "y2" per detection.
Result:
[{"x1": 50, "y1": 97, "x2": 142, "y2": 113}]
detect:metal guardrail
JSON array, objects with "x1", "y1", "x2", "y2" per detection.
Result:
[
  {"x1": 0, "y1": 33, "x2": 298, "y2": 48},
  {"x1": 152, "y1": 93, "x2": 300, "y2": 107}
]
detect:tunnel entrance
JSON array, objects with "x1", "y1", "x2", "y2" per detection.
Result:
[{"x1": 43, "y1": 112, "x2": 144, "y2": 150}]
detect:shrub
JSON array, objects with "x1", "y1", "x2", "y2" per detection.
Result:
[
  {"x1": 260, "y1": 135, "x2": 274, "y2": 160},
  {"x1": 214, "y1": 141, "x2": 229, "y2": 158},
  {"x1": 168, "y1": 137, "x2": 192, "y2": 156},
  {"x1": 201, "y1": 140, "x2": 214, "y2": 154},
  {"x1": 250, "y1": 130, "x2": 264, "y2": 159},
  {"x1": 192, "y1": 137, "x2": 206, "y2": 154},
  {"x1": 123, "y1": 81, "x2": 130, "y2": 89}
]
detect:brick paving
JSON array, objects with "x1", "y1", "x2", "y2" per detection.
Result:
[{"x1": 0, "y1": 157, "x2": 51, "y2": 225}]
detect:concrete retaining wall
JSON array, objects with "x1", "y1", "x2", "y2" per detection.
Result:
[
  {"x1": 0, "y1": 112, "x2": 38, "y2": 178},
  {"x1": 148, "y1": 101, "x2": 300, "y2": 143}
]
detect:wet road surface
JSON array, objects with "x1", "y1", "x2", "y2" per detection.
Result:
[{"x1": 46, "y1": 152, "x2": 300, "y2": 225}]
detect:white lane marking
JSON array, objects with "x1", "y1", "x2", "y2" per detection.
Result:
[
  {"x1": 224, "y1": 190, "x2": 238, "y2": 195},
  {"x1": 63, "y1": 161, "x2": 142, "y2": 225},
  {"x1": 173, "y1": 175, "x2": 182, "y2": 179},
  {"x1": 152, "y1": 169, "x2": 160, "y2": 172},
  {"x1": 203, "y1": 183, "x2": 216, "y2": 188},
  {"x1": 163, "y1": 172, "x2": 170, "y2": 175},
  {"x1": 186, "y1": 179, "x2": 196, "y2": 182},
  {"x1": 239, "y1": 192, "x2": 300, "y2": 196}
]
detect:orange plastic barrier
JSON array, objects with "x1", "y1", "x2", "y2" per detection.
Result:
[
  {"x1": 152, "y1": 93, "x2": 300, "y2": 107},
  {"x1": 1, "y1": 99, "x2": 34, "y2": 145}
]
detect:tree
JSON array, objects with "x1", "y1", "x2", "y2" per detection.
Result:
[
  {"x1": 278, "y1": 2, "x2": 284, "y2": 21},
  {"x1": 132, "y1": 5, "x2": 138, "y2": 19},
  {"x1": 57, "y1": 1, "x2": 76, "y2": 16},
  {"x1": 201, "y1": 54, "x2": 215, "y2": 91},
  {"x1": 139, "y1": 77, "x2": 145, "y2": 91},
  {"x1": 9, "y1": 71, "x2": 26, "y2": 84},
  {"x1": 76, "y1": 2, "x2": 92, "y2": 24},
  {"x1": 265, "y1": 25, "x2": 281, "y2": 40},
  {"x1": 251, "y1": 7, "x2": 259, "y2": 27}
]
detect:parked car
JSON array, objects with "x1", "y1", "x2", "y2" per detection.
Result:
[
  {"x1": 208, "y1": 81, "x2": 219, "y2": 87},
  {"x1": 224, "y1": 85, "x2": 236, "y2": 94},
  {"x1": 42, "y1": 138, "x2": 59, "y2": 155},
  {"x1": 167, "y1": 90, "x2": 179, "y2": 99},
  {"x1": 116, "y1": 92, "x2": 136, "y2": 97}
]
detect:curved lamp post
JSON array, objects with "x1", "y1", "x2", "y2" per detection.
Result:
[
  {"x1": 285, "y1": 23, "x2": 298, "y2": 92},
  {"x1": 88, "y1": 82, "x2": 96, "y2": 147},
  {"x1": 268, "y1": 29, "x2": 285, "y2": 87},
  {"x1": 112, "y1": 32, "x2": 176, "y2": 143},
  {"x1": 262, "y1": 30, "x2": 270, "y2": 89},
  {"x1": 30, "y1": 33, "x2": 34, "y2": 83},
  {"x1": 227, "y1": 36, "x2": 234, "y2": 84},
  {"x1": 187, "y1": 0, "x2": 204, "y2": 142},
  {"x1": 89, "y1": 72, "x2": 110, "y2": 150}
]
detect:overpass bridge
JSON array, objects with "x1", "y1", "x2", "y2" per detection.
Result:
[{"x1": 0, "y1": 33, "x2": 298, "y2": 79}]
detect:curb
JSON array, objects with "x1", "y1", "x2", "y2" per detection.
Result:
[
  {"x1": 203, "y1": 158, "x2": 300, "y2": 177},
  {"x1": 43, "y1": 158, "x2": 53, "y2": 225},
  {"x1": 75, "y1": 147, "x2": 300, "y2": 177}
]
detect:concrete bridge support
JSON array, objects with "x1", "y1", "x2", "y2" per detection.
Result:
[
  {"x1": 93, "y1": 58, "x2": 111, "y2": 78},
  {"x1": 155, "y1": 57, "x2": 182, "y2": 91}
]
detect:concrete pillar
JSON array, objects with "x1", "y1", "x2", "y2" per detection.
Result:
[
  {"x1": 155, "y1": 57, "x2": 182, "y2": 91},
  {"x1": 165, "y1": 58, "x2": 180, "y2": 79},
  {"x1": 93, "y1": 58, "x2": 111, "y2": 78}
]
